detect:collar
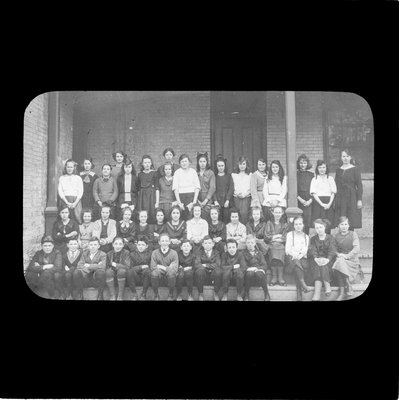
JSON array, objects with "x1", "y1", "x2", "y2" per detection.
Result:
[
  {"x1": 89, "y1": 250, "x2": 98, "y2": 258},
  {"x1": 102, "y1": 176, "x2": 111, "y2": 182},
  {"x1": 160, "y1": 247, "x2": 170, "y2": 255},
  {"x1": 102, "y1": 219, "x2": 109, "y2": 225},
  {"x1": 255, "y1": 170, "x2": 267, "y2": 178}
]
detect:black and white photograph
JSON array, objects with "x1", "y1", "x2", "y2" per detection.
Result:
[{"x1": 22, "y1": 91, "x2": 374, "y2": 302}]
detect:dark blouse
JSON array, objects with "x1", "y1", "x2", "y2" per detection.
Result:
[
  {"x1": 130, "y1": 249, "x2": 152, "y2": 268},
  {"x1": 158, "y1": 176, "x2": 175, "y2": 204},
  {"x1": 137, "y1": 171, "x2": 159, "y2": 190},
  {"x1": 80, "y1": 171, "x2": 99, "y2": 208},
  {"x1": 297, "y1": 170, "x2": 314, "y2": 200},
  {"x1": 264, "y1": 220, "x2": 289, "y2": 244},
  {"x1": 27, "y1": 249, "x2": 63, "y2": 273},
  {"x1": 178, "y1": 250, "x2": 197, "y2": 269},
  {"x1": 214, "y1": 173, "x2": 234, "y2": 204},
  {"x1": 106, "y1": 249, "x2": 131, "y2": 269},
  {"x1": 308, "y1": 234, "x2": 337, "y2": 261},
  {"x1": 195, "y1": 248, "x2": 221, "y2": 271},
  {"x1": 164, "y1": 220, "x2": 187, "y2": 241},
  {"x1": 116, "y1": 174, "x2": 139, "y2": 206},
  {"x1": 220, "y1": 251, "x2": 246, "y2": 270},
  {"x1": 242, "y1": 248, "x2": 267, "y2": 271},
  {"x1": 134, "y1": 223, "x2": 154, "y2": 243},
  {"x1": 152, "y1": 223, "x2": 166, "y2": 236},
  {"x1": 52, "y1": 219, "x2": 79, "y2": 246},
  {"x1": 334, "y1": 166, "x2": 363, "y2": 201},
  {"x1": 208, "y1": 221, "x2": 227, "y2": 241},
  {"x1": 246, "y1": 220, "x2": 268, "y2": 240},
  {"x1": 116, "y1": 220, "x2": 136, "y2": 244},
  {"x1": 62, "y1": 250, "x2": 82, "y2": 271}
]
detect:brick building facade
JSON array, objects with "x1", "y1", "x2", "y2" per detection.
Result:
[{"x1": 23, "y1": 91, "x2": 374, "y2": 269}]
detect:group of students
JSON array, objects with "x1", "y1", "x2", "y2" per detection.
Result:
[{"x1": 25, "y1": 147, "x2": 364, "y2": 301}]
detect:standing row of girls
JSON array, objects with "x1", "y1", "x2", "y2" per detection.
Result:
[{"x1": 57, "y1": 147, "x2": 363, "y2": 234}]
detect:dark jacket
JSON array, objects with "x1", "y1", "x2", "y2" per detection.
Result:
[
  {"x1": 308, "y1": 234, "x2": 337, "y2": 262},
  {"x1": 130, "y1": 249, "x2": 152, "y2": 269},
  {"x1": 242, "y1": 248, "x2": 267, "y2": 272},
  {"x1": 52, "y1": 219, "x2": 79, "y2": 247},
  {"x1": 27, "y1": 249, "x2": 63, "y2": 273},
  {"x1": 62, "y1": 250, "x2": 82, "y2": 271},
  {"x1": 220, "y1": 251, "x2": 247, "y2": 272},
  {"x1": 106, "y1": 249, "x2": 131, "y2": 270},
  {"x1": 208, "y1": 221, "x2": 227, "y2": 242},
  {"x1": 195, "y1": 248, "x2": 221, "y2": 271},
  {"x1": 117, "y1": 173, "x2": 139, "y2": 207},
  {"x1": 246, "y1": 220, "x2": 268, "y2": 240}
]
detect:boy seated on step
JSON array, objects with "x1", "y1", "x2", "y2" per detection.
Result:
[
  {"x1": 220, "y1": 238, "x2": 247, "y2": 301},
  {"x1": 150, "y1": 233, "x2": 179, "y2": 300},
  {"x1": 194, "y1": 235, "x2": 223, "y2": 301},
  {"x1": 242, "y1": 234, "x2": 270, "y2": 301},
  {"x1": 176, "y1": 239, "x2": 196, "y2": 301},
  {"x1": 128, "y1": 235, "x2": 152, "y2": 301},
  {"x1": 75, "y1": 236, "x2": 107, "y2": 300}
]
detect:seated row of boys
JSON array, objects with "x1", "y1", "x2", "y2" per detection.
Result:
[{"x1": 26, "y1": 232, "x2": 270, "y2": 302}]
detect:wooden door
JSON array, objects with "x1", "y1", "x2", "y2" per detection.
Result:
[{"x1": 212, "y1": 115, "x2": 266, "y2": 173}]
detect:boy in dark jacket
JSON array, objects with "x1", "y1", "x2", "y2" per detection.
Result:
[
  {"x1": 128, "y1": 235, "x2": 152, "y2": 300},
  {"x1": 62, "y1": 237, "x2": 82, "y2": 299},
  {"x1": 220, "y1": 238, "x2": 247, "y2": 301},
  {"x1": 194, "y1": 235, "x2": 223, "y2": 301},
  {"x1": 25, "y1": 235, "x2": 63, "y2": 299},
  {"x1": 176, "y1": 239, "x2": 196, "y2": 301}
]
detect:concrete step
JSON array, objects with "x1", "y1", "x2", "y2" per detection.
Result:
[{"x1": 34, "y1": 283, "x2": 368, "y2": 301}]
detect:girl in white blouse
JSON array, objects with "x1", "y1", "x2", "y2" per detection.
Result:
[
  {"x1": 285, "y1": 215, "x2": 311, "y2": 301},
  {"x1": 310, "y1": 160, "x2": 337, "y2": 233},
  {"x1": 58, "y1": 159, "x2": 84, "y2": 224},
  {"x1": 231, "y1": 156, "x2": 252, "y2": 225},
  {"x1": 172, "y1": 154, "x2": 200, "y2": 221}
]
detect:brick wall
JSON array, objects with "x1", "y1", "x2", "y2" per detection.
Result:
[
  {"x1": 80, "y1": 92, "x2": 210, "y2": 175},
  {"x1": 23, "y1": 93, "x2": 49, "y2": 269},
  {"x1": 59, "y1": 92, "x2": 74, "y2": 165}
]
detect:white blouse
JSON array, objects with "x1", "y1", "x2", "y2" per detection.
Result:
[
  {"x1": 124, "y1": 174, "x2": 132, "y2": 202},
  {"x1": 310, "y1": 175, "x2": 337, "y2": 197},
  {"x1": 262, "y1": 175, "x2": 287, "y2": 207},
  {"x1": 231, "y1": 173, "x2": 251, "y2": 197},
  {"x1": 285, "y1": 231, "x2": 309, "y2": 259},
  {"x1": 58, "y1": 174, "x2": 84, "y2": 200},
  {"x1": 172, "y1": 168, "x2": 201, "y2": 194}
]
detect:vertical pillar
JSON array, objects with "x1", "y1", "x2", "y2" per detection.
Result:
[
  {"x1": 284, "y1": 91, "x2": 302, "y2": 220},
  {"x1": 44, "y1": 91, "x2": 61, "y2": 235}
]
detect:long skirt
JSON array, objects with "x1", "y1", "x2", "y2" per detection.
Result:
[
  {"x1": 297, "y1": 190, "x2": 312, "y2": 234},
  {"x1": 137, "y1": 187, "x2": 156, "y2": 224},
  {"x1": 179, "y1": 192, "x2": 195, "y2": 221},
  {"x1": 60, "y1": 195, "x2": 82, "y2": 224},
  {"x1": 268, "y1": 242, "x2": 286, "y2": 265},
  {"x1": 233, "y1": 196, "x2": 251, "y2": 225},
  {"x1": 309, "y1": 259, "x2": 334, "y2": 283},
  {"x1": 334, "y1": 187, "x2": 362, "y2": 229},
  {"x1": 311, "y1": 196, "x2": 334, "y2": 231},
  {"x1": 332, "y1": 257, "x2": 360, "y2": 284}
]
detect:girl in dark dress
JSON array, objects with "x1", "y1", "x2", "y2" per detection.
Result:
[
  {"x1": 296, "y1": 154, "x2": 314, "y2": 234},
  {"x1": 152, "y1": 208, "x2": 166, "y2": 249},
  {"x1": 116, "y1": 207, "x2": 136, "y2": 252},
  {"x1": 213, "y1": 155, "x2": 234, "y2": 224},
  {"x1": 116, "y1": 158, "x2": 138, "y2": 222},
  {"x1": 196, "y1": 151, "x2": 216, "y2": 222},
  {"x1": 334, "y1": 148, "x2": 363, "y2": 230},
  {"x1": 136, "y1": 155, "x2": 159, "y2": 224},
  {"x1": 79, "y1": 157, "x2": 98, "y2": 211},
  {"x1": 164, "y1": 205, "x2": 187, "y2": 252},
  {"x1": 246, "y1": 206, "x2": 269, "y2": 258},
  {"x1": 52, "y1": 206, "x2": 79, "y2": 255},
  {"x1": 208, "y1": 206, "x2": 227, "y2": 255},
  {"x1": 157, "y1": 161, "x2": 177, "y2": 220},
  {"x1": 134, "y1": 210, "x2": 155, "y2": 251},
  {"x1": 308, "y1": 218, "x2": 337, "y2": 301},
  {"x1": 264, "y1": 206, "x2": 289, "y2": 286}
]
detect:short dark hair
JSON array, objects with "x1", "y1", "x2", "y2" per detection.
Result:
[
  {"x1": 89, "y1": 236, "x2": 100, "y2": 244},
  {"x1": 226, "y1": 238, "x2": 238, "y2": 247},
  {"x1": 315, "y1": 160, "x2": 329, "y2": 177},
  {"x1": 179, "y1": 153, "x2": 191, "y2": 164},
  {"x1": 41, "y1": 235, "x2": 54, "y2": 245},
  {"x1": 136, "y1": 235, "x2": 149, "y2": 245},
  {"x1": 163, "y1": 147, "x2": 175, "y2": 157},
  {"x1": 202, "y1": 235, "x2": 213, "y2": 243}
]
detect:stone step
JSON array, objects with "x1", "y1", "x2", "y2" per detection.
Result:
[{"x1": 53, "y1": 284, "x2": 368, "y2": 302}]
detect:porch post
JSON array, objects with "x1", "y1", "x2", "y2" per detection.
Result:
[
  {"x1": 284, "y1": 91, "x2": 302, "y2": 220},
  {"x1": 44, "y1": 91, "x2": 61, "y2": 235}
]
